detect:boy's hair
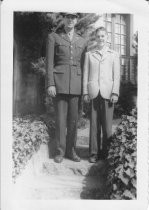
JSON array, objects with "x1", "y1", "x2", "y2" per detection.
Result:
[{"x1": 95, "y1": 27, "x2": 108, "y2": 35}]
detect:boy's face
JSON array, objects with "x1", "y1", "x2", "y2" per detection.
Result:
[
  {"x1": 64, "y1": 15, "x2": 77, "y2": 29},
  {"x1": 96, "y1": 30, "x2": 108, "y2": 48}
]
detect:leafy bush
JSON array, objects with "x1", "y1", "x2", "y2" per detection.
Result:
[
  {"x1": 12, "y1": 115, "x2": 52, "y2": 181},
  {"x1": 82, "y1": 101, "x2": 91, "y2": 119},
  {"x1": 31, "y1": 57, "x2": 46, "y2": 76},
  {"x1": 44, "y1": 95, "x2": 55, "y2": 114},
  {"x1": 77, "y1": 116, "x2": 88, "y2": 129},
  {"x1": 107, "y1": 108, "x2": 137, "y2": 199},
  {"x1": 12, "y1": 111, "x2": 88, "y2": 183}
]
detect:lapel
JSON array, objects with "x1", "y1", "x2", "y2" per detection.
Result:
[
  {"x1": 91, "y1": 51, "x2": 102, "y2": 62},
  {"x1": 71, "y1": 32, "x2": 79, "y2": 43},
  {"x1": 91, "y1": 47, "x2": 112, "y2": 62},
  {"x1": 60, "y1": 32, "x2": 70, "y2": 43},
  {"x1": 60, "y1": 30, "x2": 79, "y2": 44},
  {"x1": 101, "y1": 48, "x2": 111, "y2": 61}
]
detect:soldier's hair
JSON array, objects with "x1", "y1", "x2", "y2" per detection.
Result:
[{"x1": 95, "y1": 27, "x2": 108, "y2": 35}]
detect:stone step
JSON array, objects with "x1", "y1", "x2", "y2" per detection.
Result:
[
  {"x1": 13, "y1": 173, "x2": 106, "y2": 199},
  {"x1": 13, "y1": 144, "x2": 108, "y2": 200},
  {"x1": 12, "y1": 118, "x2": 120, "y2": 200}
]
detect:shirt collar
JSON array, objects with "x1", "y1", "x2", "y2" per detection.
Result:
[
  {"x1": 64, "y1": 27, "x2": 74, "y2": 36},
  {"x1": 94, "y1": 46, "x2": 110, "y2": 55}
]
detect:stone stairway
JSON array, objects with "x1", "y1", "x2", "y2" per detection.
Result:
[
  {"x1": 12, "y1": 119, "x2": 120, "y2": 200},
  {"x1": 12, "y1": 148, "x2": 108, "y2": 199}
]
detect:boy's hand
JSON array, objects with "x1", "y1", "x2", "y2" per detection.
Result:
[{"x1": 110, "y1": 94, "x2": 118, "y2": 103}]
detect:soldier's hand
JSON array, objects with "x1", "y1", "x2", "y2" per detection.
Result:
[
  {"x1": 110, "y1": 94, "x2": 118, "y2": 103},
  {"x1": 47, "y1": 86, "x2": 56, "y2": 97},
  {"x1": 84, "y1": 94, "x2": 90, "y2": 103}
]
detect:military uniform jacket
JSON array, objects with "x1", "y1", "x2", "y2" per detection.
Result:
[
  {"x1": 46, "y1": 30, "x2": 87, "y2": 95},
  {"x1": 83, "y1": 47, "x2": 120, "y2": 99}
]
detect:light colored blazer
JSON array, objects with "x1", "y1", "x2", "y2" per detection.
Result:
[{"x1": 83, "y1": 48, "x2": 120, "y2": 99}]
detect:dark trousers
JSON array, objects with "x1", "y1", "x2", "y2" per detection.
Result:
[
  {"x1": 54, "y1": 94, "x2": 79, "y2": 156},
  {"x1": 90, "y1": 93, "x2": 114, "y2": 156}
]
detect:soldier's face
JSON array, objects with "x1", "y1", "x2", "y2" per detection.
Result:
[
  {"x1": 64, "y1": 15, "x2": 77, "y2": 29},
  {"x1": 96, "y1": 30, "x2": 108, "y2": 48}
]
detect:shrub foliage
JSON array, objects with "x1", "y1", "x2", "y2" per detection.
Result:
[
  {"x1": 12, "y1": 116, "x2": 51, "y2": 181},
  {"x1": 107, "y1": 108, "x2": 137, "y2": 199}
]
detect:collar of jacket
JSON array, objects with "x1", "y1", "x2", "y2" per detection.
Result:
[
  {"x1": 92, "y1": 46, "x2": 112, "y2": 54},
  {"x1": 90, "y1": 46, "x2": 113, "y2": 61},
  {"x1": 59, "y1": 28, "x2": 80, "y2": 43}
]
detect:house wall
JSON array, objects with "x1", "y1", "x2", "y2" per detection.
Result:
[{"x1": 13, "y1": 39, "x2": 45, "y2": 116}]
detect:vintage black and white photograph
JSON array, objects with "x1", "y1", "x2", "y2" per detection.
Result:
[
  {"x1": 12, "y1": 12, "x2": 137, "y2": 200},
  {"x1": 1, "y1": 0, "x2": 149, "y2": 210}
]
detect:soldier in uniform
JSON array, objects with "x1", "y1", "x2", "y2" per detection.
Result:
[
  {"x1": 83, "y1": 27, "x2": 120, "y2": 163},
  {"x1": 46, "y1": 13, "x2": 87, "y2": 163}
]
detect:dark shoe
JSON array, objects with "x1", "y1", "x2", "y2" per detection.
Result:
[
  {"x1": 54, "y1": 155, "x2": 63, "y2": 163},
  {"x1": 89, "y1": 154, "x2": 98, "y2": 163},
  {"x1": 66, "y1": 152, "x2": 81, "y2": 162},
  {"x1": 71, "y1": 154, "x2": 81, "y2": 162}
]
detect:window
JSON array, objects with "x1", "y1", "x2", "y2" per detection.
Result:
[
  {"x1": 103, "y1": 14, "x2": 127, "y2": 55},
  {"x1": 103, "y1": 14, "x2": 112, "y2": 48},
  {"x1": 103, "y1": 14, "x2": 132, "y2": 82},
  {"x1": 114, "y1": 14, "x2": 127, "y2": 55}
]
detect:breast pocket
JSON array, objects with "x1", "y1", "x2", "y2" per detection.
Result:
[{"x1": 55, "y1": 43, "x2": 68, "y2": 55}]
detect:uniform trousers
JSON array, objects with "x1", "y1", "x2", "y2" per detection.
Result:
[
  {"x1": 54, "y1": 94, "x2": 79, "y2": 156},
  {"x1": 90, "y1": 92, "x2": 114, "y2": 156}
]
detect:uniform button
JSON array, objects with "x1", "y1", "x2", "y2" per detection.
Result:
[
  {"x1": 70, "y1": 57, "x2": 73, "y2": 59},
  {"x1": 70, "y1": 45, "x2": 73, "y2": 48}
]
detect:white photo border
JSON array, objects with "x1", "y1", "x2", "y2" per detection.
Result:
[{"x1": 1, "y1": 0, "x2": 149, "y2": 210}]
